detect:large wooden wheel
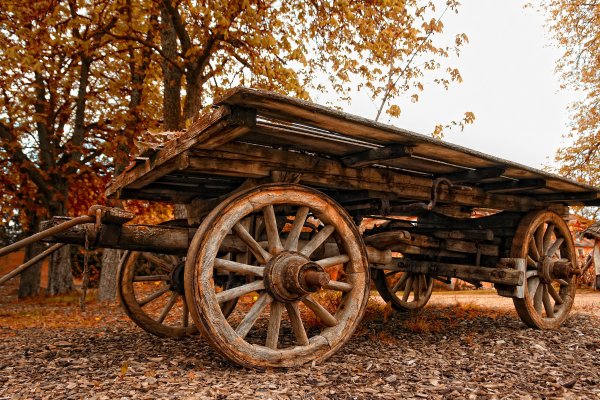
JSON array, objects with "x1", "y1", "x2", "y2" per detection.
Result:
[
  {"x1": 373, "y1": 269, "x2": 433, "y2": 311},
  {"x1": 184, "y1": 184, "x2": 370, "y2": 368},
  {"x1": 511, "y1": 210, "x2": 578, "y2": 329},
  {"x1": 118, "y1": 251, "x2": 238, "y2": 338}
]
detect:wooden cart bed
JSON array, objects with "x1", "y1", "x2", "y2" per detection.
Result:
[{"x1": 106, "y1": 87, "x2": 600, "y2": 211}]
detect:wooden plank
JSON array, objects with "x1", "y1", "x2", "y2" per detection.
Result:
[
  {"x1": 441, "y1": 167, "x2": 506, "y2": 183},
  {"x1": 106, "y1": 106, "x2": 255, "y2": 197},
  {"x1": 215, "y1": 87, "x2": 600, "y2": 196},
  {"x1": 40, "y1": 219, "x2": 245, "y2": 255},
  {"x1": 340, "y1": 144, "x2": 413, "y2": 167},
  {"x1": 480, "y1": 178, "x2": 547, "y2": 193},
  {"x1": 534, "y1": 192, "x2": 600, "y2": 203},
  {"x1": 183, "y1": 142, "x2": 543, "y2": 212},
  {"x1": 394, "y1": 259, "x2": 524, "y2": 286}
]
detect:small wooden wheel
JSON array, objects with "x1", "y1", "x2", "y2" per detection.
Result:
[
  {"x1": 118, "y1": 251, "x2": 239, "y2": 338},
  {"x1": 184, "y1": 184, "x2": 370, "y2": 368},
  {"x1": 511, "y1": 210, "x2": 577, "y2": 329},
  {"x1": 373, "y1": 269, "x2": 433, "y2": 311}
]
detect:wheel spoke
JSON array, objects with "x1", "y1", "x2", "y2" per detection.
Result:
[
  {"x1": 413, "y1": 274, "x2": 421, "y2": 302},
  {"x1": 157, "y1": 292, "x2": 179, "y2": 323},
  {"x1": 285, "y1": 302, "x2": 309, "y2": 346},
  {"x1": 233, "y1": 222, "x2": 272, "y2": 264},
  {"x1": 316, "y1": 254, "x2": 349, "y2": 268},
  {"x1": 547, "y1": 283, "x2": 564, "y2": 305},
  {"x1": 284, "y1": 206, "x2": 310, "y2": 251},
  {"x1": 527, "y1": 276, "x2": 540, "y2": 298},
  {"x1": 142, "y1": 253, "x2": 174, "y2": 273},
  {"x1": 533, "y1": 282, "x2": 543, "y2": 314},
  {"x1": 263, "y1": 205, "x2": 284, "y2": 255},
  {"x1": 266, "y1": 301, "x2": 283, "y2": 349},
  {"x1": 300, "y1": 225, "x2": 335, "y2": 257},
  {"x1": 542, "y1": 285, "x2": 555, "y2": 318},
  {"x1": 324, "y1": 280, "x2": 353, "y2": 292},
  {"x1": 214, "y1": 258, "x2": 264, "y2": 277},
  {"x1": 391, "y1": 272, "x2": 409, "y2": 293},
  {"x1": 526, "y1": 256, "x2": 537, "y2": 269},
  {"x1": 402, "y1": 274, "x2": 415, "y2": 302},
  {"x1": 557, "y1": 278, "x2": 569, "y2": 286},
  {"x1": 528, "y1": 237, "x2": 540, "y2": 262},
  {"x1": 534, "y1": 225, "x2": 545, "y2": 260},
  {"x1": 138, "y1": 286, "x2": 170, "y2": 307},
  {"x1": 302, "y1": 295, "x2": 338, "y2": 327},
  {"x1": 182, "y1": 297, "x2": 189, "y2": 327},
  {"x1": 542, "y1": 224, "x2": 554, "y2": 255},
  {"x1": 546, "y1": 237, "x2": 564, "y2": 258},
  {"x1": 216, "y1": 280, "x2": 265, "y2": 303},
  {"x1": 133, "y1": 275, "x2": 170, "y2": 282},
  {"x1": 236, "y1": 292, "x2": 273, "y2": 339},
  {"x1": 525, "y1": 270, "x2": 539, "y2": 279}
]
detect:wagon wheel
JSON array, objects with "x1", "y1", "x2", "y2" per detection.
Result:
[
  {"x1": 373, "y1": 268, "x2": 433, "y2": 311},
  {"x1": 118, "y1": 251, "x2": 239, "y2": 338},
  {"x1": 511, "y1": 210, "x2": 578, "y2": 329},
  {"x1": 184, "y1": 184, "x2": 370, "y2": 368}
]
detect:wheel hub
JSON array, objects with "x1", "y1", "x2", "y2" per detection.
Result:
[
  {"x1": 263, "y1": 251, "x2": 330, "y2": 302},
  {"x1": 538, "y1": 257, "x2": 579, "y2": 283},
  {"x1": 169, "y1": 261, "x2": 186, "y2": 295}
]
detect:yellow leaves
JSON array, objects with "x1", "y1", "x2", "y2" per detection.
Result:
[{"x1": 387, "y1": 104, "x2": 401, "y2": 117}]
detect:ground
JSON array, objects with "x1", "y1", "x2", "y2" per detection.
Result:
[{"x1": 1, "y1": 279, "x2": 600, "y2": 399}]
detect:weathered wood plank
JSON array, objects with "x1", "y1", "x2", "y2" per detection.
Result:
[
  {"x1": 441, "y1": 167, "x2": 506, "y2": 183},
  {"x1": 182, "y1": 142, "x2": 543, "y2": 212},
  {"x1": 340, "y1": 144, "x2": 413, "y2": 168},
  {"x1": 393, "y1": 259, "x2": 524, "y2": 286},
  {"x1": 480, "y1": 179, "x2": 546, "y2": 193},
  {"x1": 106, "y1": 106, "x2": 256, "y2": 197}
]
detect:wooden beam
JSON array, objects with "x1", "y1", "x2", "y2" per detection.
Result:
[
  {"x1": 480, "y1": 178, "x2": 546, "y2": 193},
  {"x1": 182, "y1": 142, "x2": 543, "y2": 212},
  {"x1": 391, "y1": 259, "x2": 524, "y2": 286},
  {"x1": 441, "y1": 167, "x2": 506, "y2": 184},
  {"x1": 40, "y1": 219, "x2": 245, "y2": 255},
  {"x1": 534, "y1": 191, "x2": 600, "y2": 203},
  {"x1": 106, "y1": 105, "x2": 256, "y2": 197},
  {"x1": 340, "y1": 144, "x2": 413, "y2": 167}
]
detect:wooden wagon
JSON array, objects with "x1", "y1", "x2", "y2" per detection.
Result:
[{"x1": 2, "y1": 87, "x2": 599, "y2": 368}]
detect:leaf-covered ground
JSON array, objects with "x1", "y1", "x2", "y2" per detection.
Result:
[{"x1": 1, "y1": 281, "x2": 600, "y2": 399}]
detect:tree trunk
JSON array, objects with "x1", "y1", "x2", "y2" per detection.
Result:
[
  {"x1": 18, "y1": 241, "x2": 44, "y2": 298},
  {"x1": 98, "y1": 249, "x2": 121, "y2": 302},
  {"x1": 160, "y1": 6, "x2": 182, "y2": 131},
  {"x1": 47, "y1": 244, "x2": 73, "y2": 295}
]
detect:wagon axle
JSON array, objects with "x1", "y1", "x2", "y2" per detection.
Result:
[
  {"x1": 263, "y1": 251, "x2": 330, "y2": 303},
  {"x1": 538, "y1": 257, "x2": 580, "y2": 283}
]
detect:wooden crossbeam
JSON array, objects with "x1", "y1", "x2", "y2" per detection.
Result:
[
  {"x1": 534, "y1": 191, "x2": 600, "y2": 203},
  {"x1": 441, "y1": 167, "x2": 506, "y2": 183},
  {"x1": 480, "y1": 178, "x2": 546, "y2": 193},
  {"x1": 340, "y1": 144, "x2": 413, "y2": 167}
]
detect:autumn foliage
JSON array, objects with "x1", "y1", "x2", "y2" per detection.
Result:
[
  {"x1": 545, "y1": 0, "x2": 600, "y2": 216},
  {"x1": 0, "y1": 0, "x2": 472, "y2": 236}
]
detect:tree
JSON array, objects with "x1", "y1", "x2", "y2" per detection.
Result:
[
  {"x1": 117, "y1": 0, "x2": 469, "y2": 129},
  {"x1": 546, "y1": 0, "x2": 600, "y2": 215},
  {"x1": 0, "y1": 0, "x2": 161, "y2": 296},
  {"x1": 1, "y1": 0, "x2": 469, "y2": 298}
]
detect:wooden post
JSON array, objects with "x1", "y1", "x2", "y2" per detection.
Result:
[{"x1": 594, "y1": 241, "x2": 600, "y2": 290}]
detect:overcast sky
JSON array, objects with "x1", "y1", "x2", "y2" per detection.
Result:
[{"x1": 317, "y1": 0, "x2": 575, "y2": 170}]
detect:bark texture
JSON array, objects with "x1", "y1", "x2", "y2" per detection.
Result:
[
  {"x1": 98, "y1": 249, "x2": 121, "y2": 302},
  {"x1": 47, "y1": 244, "x2": 73, "y2": 295},
  {"x1": 18, "y1": 241, "x2": 44, "y2": 298}
]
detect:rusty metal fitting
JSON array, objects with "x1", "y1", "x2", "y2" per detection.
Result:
[{"x1": 264, "y1": 252, "x2": 328, "y2": 303}]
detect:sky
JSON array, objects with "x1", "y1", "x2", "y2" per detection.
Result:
[{"x1": 319, "y1": 0, "x2": 576, "y2": 170}]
